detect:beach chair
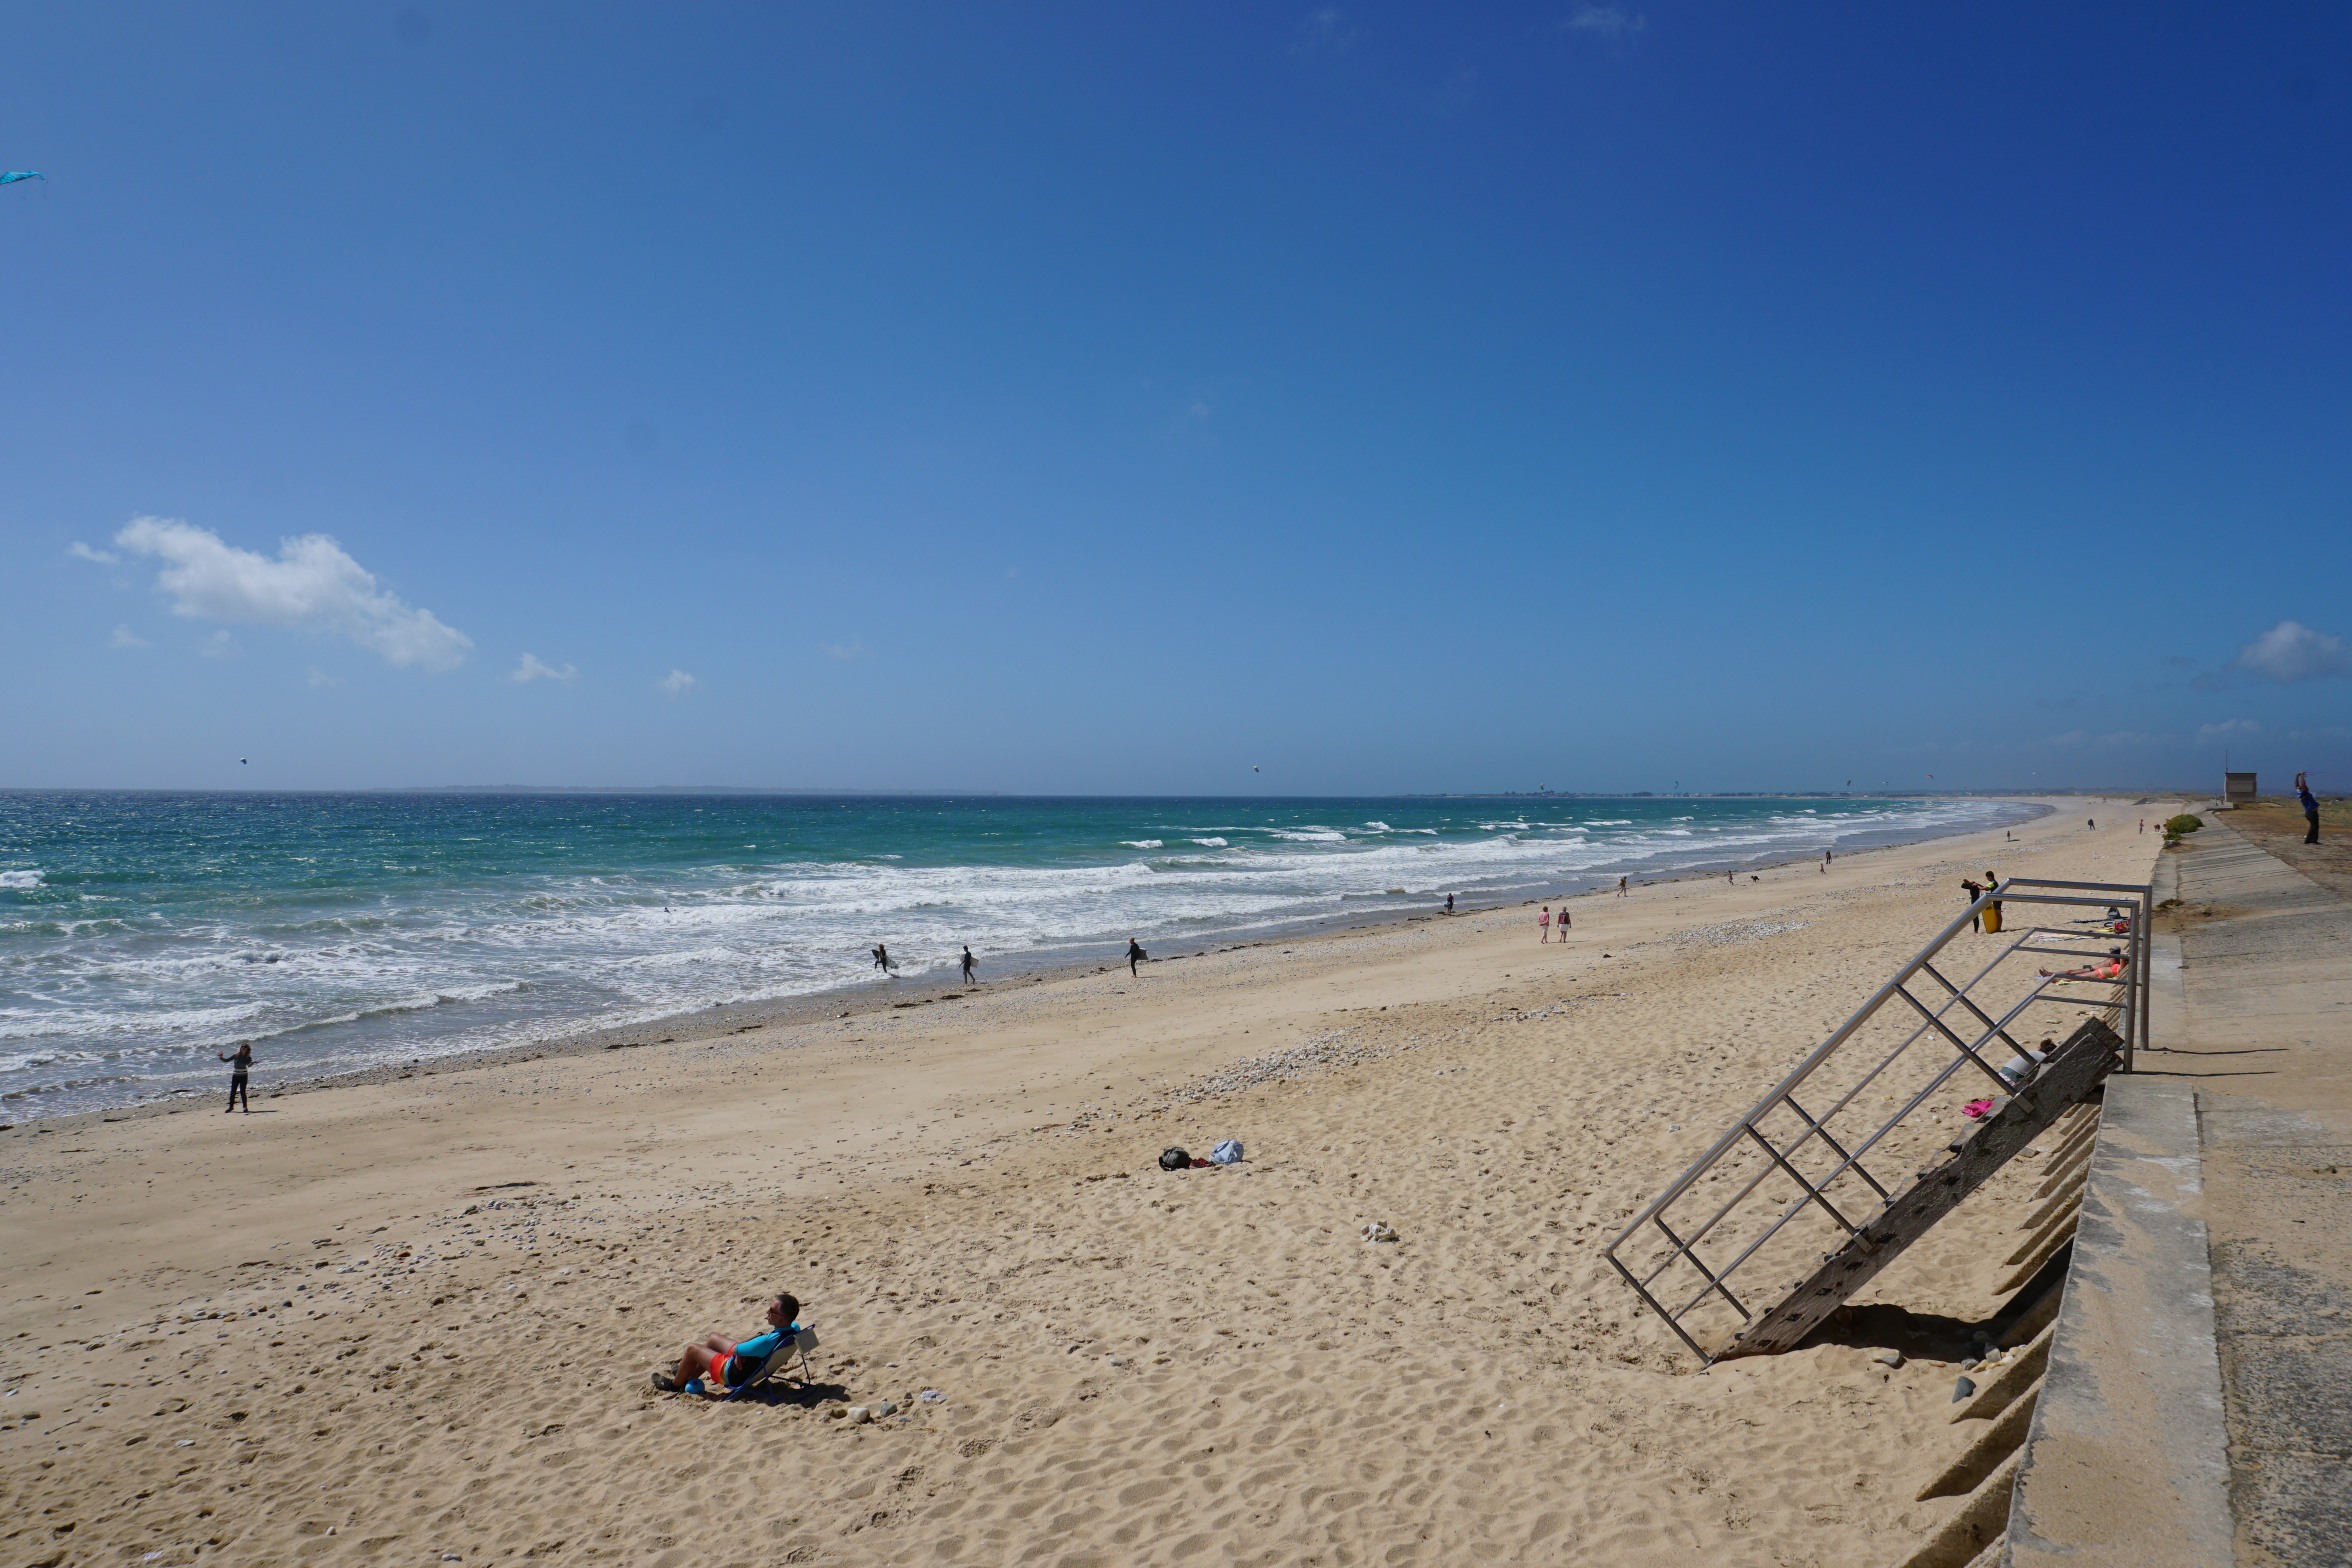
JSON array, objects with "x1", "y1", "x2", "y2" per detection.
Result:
[{"x1": 721, "y1": 1326, "x2": 821, "y2": 1402}]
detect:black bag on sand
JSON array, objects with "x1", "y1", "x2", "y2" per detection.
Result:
[{"x1": 1158, "y1": 1147, "x2": 1190, "y2": 1172}]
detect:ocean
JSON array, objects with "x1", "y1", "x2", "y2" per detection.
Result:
[{"x1": 0, "y1": 791, "x2": 2040, "y2": 1118}]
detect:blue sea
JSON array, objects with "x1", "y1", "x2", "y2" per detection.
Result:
[{"x1": 0, "y1": 791, "x2": 2039, "y2": 1118}]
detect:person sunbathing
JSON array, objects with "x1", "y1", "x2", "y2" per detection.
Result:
[
  {"x1": 2040, "y1": 949, "x2": 2127, "y2": 981},
  {"x1": 653, "y1": 1290, "x2": 801, "y2": 1393}
]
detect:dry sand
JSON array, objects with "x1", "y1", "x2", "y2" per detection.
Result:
[{"x1": 0, "y1": 800, "x2": 2174, "y2": 1567}]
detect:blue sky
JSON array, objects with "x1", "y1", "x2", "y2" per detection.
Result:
[{"x1": 6, "y1": 2, "x2": 2348, "y2": 795}]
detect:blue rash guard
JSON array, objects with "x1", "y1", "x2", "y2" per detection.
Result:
[
  {"x1": 720, "y1": 1325, "x2": 793, "y2": 1385},
  {"x1": 2301, "y1": 785, "x2": 2320, "y2": 815}
]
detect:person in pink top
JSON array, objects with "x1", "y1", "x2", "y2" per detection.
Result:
[{"x1": 1537, "y1": 907, "x2": 1551, "y2": 942}]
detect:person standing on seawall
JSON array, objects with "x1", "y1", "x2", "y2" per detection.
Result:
[
  {"x1": 218, "y1": 1041, "x2": 253, "y2": 1114},
  {"x1": 2298, "y1": 773, "x2": 2321, "y2": 844}
]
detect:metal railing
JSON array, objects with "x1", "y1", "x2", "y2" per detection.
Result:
[{"x1": 1601, "y1": 877, "x2": 2151, "y2": 1363}]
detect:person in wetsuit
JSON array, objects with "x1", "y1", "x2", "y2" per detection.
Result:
[
  {"x1": 218, "y1": 1041, "x2": 253, "y2": 1114},
  {"x1": 961, "y1": 945, "x2": 976, "y2": 983},
  {"x1": 1127, "y1": 938, "x2": 1146, "y2": 977}
]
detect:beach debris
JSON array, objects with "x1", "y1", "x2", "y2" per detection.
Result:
[
  {"x1": 1158, "y1": 1147, "x2": 1191, "y2": 1171},
  {"x1": 918, "y1": 1388, "x2": 947, "y2": 1403},
  {"x1": 1952, "y1": 1376, "x2": 1977, "y2": 1403},
  {"x1": 1962, "y1": 1099, "x2": 1994, "y2": 1120},
  {"x1": 1210, "y1": 1138, "x2": 1245, "y2": 1165},
  {"x1": 1872, "y1": 1349, "x2": 1904, "y2": 1369},
  {"x1": 1361, "y1": 1221, "x2": 1399, "y2": 1244}
]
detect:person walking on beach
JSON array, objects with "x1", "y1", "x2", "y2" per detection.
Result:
[
  {"x1": 1538, "y1": 907, "x2": 1551, "y2": 942},
  {"x1": 872, "y1": 943, "x2": 893, "y2": 975},
  {"x1": 1445, "y1": 892, "x2": 1455, "y2": 915},
  {"x1": 960, "y1": 945, "x2": 977, "y2": 983},
  {"x1": 1557, "y1": 905, "x2": 1571, "y2": 934},
  {"x1": 1617, "y1": 876, "x2": 1628, "y2": 897},
  {"x1": 1126, "y1": 938, "x2": 1147, "y2": 977},
  {"x1": 2298, "y1": 773, "x2": 2321, "y2": 843},
  {"x1": 218, "y1": 1041, "x2": 253, "y2": 1114}
]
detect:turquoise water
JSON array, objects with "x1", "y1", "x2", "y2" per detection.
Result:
[{"x1": 0, "y1": 791, "x2": 2037, "y2": 1117}]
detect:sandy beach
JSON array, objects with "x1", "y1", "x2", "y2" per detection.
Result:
[{"x1": 0, "y1": 797, "x2": 2176, "y2": 1567}]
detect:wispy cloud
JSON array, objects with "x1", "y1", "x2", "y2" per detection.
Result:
[
  {"x1": 71, "y1": 541, "x2": 119, "y2": 566},
  {"x1": 307, "y1": 667, "x2": 343, "y2": 688},
  {"x1": 508, "y1": 653, "x2": 579, "y2": 684},
  {"x1": 201, "y1": 630, "x2": 240, "y2": 659},
  {"x1": 113, "y1": 516, "x2": 473, "y2": 671},
  {"x1": 821, "y1": 640, "x2": 869, "y2": 661},
  {"x1": 1294, "y1": 7, "x2": 1358, "y2": 56},
  {"x1": 109, "y1": 624, "x2": 149, "y2": 648},
  {"x1": 2236, "y1": 619, "x2": 2351, "y2": 684},
  {"x1": 659, "y1": 668, "x2": 699, "y2": 697},
  {"x1": 1562, "y1": 5, "x2": 1644, "y2": 41},
  {"x1": 2197, "y1": 718, "x2": 2262, "y2": 745}
]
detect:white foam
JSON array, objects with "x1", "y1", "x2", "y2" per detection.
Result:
[
  {"x1": 0, "y1": 795, "x2": 2039, "y2": 1118},
  {"x1": 0, "y1": 870, "x2": 42, "y2": 890}
]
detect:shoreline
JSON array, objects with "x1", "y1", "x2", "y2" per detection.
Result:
[{"x1": 5, "y1": 797, "x2": 2059, "y2": 1135}]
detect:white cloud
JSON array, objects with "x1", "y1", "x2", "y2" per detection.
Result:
[
  {"x1": 1563, "y1": 5, "x2": 1644, "y2": 41},
  {"x1": 2197, "y1": 718, "x2": 2262, "y2": 745},
  {"x1": 307, "y1": 667, "x2": 343, "y2": 688},
  {"x1": 1294, "y1": 8, "x2": 1358, "y2": 55},
  {"x1": 2236, "y1": 619, "x2": 2351, "y2": 684},
  {"x1": 821, "y1": 640, "x2": 869, "y2": 661},
  {"x1": 508, "y1": 653, "x2": 578, "y2": 684},
  {"x1": 110, "y1": 624, "x2": 149, "y2": 648},
  {"x1": 201, "y1": 630, "x2": 241, "y2": 658},
  {"x1": 71, "y1": 541, "x2": 119, "y2": 566},
  {"x1": 659, "y1": 668, "x2": 699, "y2": 696},
  {"x1": 113, "y1": 516, "x2": 473, "y2": 671}
]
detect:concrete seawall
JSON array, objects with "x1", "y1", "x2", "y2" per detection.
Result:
[{"x1": 2002, "y1": 822, "x2": 2352, "y2": 1566}]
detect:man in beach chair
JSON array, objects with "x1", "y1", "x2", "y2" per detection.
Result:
[{"x1": 653, "y1": 1291, "x2": 806, "y2": 1395}]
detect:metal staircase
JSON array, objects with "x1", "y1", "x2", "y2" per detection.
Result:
[{"x1": 1602, "y1": 877, "x2": 2151, "y2": 1363}]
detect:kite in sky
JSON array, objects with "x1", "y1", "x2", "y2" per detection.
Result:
[{"x1": 1, "y1": 172, "x2": 45, "y2": 186}]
